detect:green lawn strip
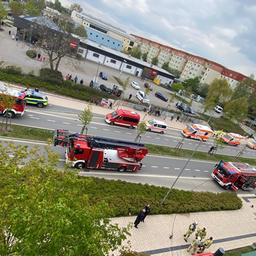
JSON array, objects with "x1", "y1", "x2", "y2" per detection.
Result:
[
  {"x1": 146, "y1": 144, "x2": 256, "y2": 166},
  {"x1": 0, "y1": 124, "x2": 54, "y2": 141},
  {"x1": 225, "y1": 246, "x2": 255, "y2": 256}
]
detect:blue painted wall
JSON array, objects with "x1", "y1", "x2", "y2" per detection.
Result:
[{"x1": 86, "y1": 27, "x2": 122, "y2": 51}]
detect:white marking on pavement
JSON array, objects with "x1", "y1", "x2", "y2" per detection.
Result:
[
  {"x1": 151, "y1": 166, "x2": 158, "y2": 168},
  {"x1": 185, "y1": 168, "x2": 191, "y2": 171},
  {"x1": 63, "y1": 122, "x2": 71, "y2": 125},
  {"x1": 163, "y1": 167, "x2": 170, "y2": 169},
  {"x1": 47, "y1": 119, "x2": 56, "y2": 122},
  {"x1": 204, "y1": 170, "x2": 209, "y2": 173},
  {"x1": 114, "y1": 131, "x2": 120, "y2": 133},
  {"x1": 29, "y1": 116, "x2": 40, "y2": 120},
  {"x1": 90, "y1": 126, "x2": 98, "y2": 129},
  {"x1": 194, "y1": 169, "x2": 201, "y2": 172},
  {"x1": 126, "y1": 133, "x2": 132, "y2": 135},
  {"x1": 174, "y1": 167, "x2": 180, "y2": 170},
  {"x1": 103, "y1": 128, "x2": 109, "y2": 131},
  {"x1": 0, "y1": 137, "x2": 47, "y2": 145}
]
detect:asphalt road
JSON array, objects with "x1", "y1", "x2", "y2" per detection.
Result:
[
  {"x1": 1, "y1": 137, "x2": 255, "y2": 194},
  {"x1": 8, "y1": 104, "x2": 256, "y2": 159}
]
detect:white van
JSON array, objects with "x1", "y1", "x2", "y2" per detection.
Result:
[
  {"x1": 214, "y1": 105, "x2": 223, "y2": 114},
  {"x1": 145, "y1": 119, "x2": 167, "y2": 134}
]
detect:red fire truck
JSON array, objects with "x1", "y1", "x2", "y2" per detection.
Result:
[
  {"x1": 53, "y1": 129, "x2": 148, "y2": 171},
  {"x1": 194, "y1": 248, "x2": 225, "y2": 256},
  {"x1": 211, "y1": 160, "x2": 256, "y2": 191},
  {"x1": 0, "y1": 82, "x2": 26, "y2": 118}
]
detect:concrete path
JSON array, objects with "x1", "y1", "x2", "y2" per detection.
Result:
[{"x1": 112, "y1": 195, "x2": 256, "y2": 255}]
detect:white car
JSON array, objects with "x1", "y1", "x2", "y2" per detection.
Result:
[
  {"x1": 214, "y1": 105, "x2": 223, "y2": 114},
  {"x1": 131, "y1": 81, "x2": 141, "y2": 90},
  {"x1": 136, "y1": 90, "x2": 150, "y2": 104}
]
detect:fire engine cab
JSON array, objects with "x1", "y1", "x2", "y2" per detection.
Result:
[
  {"x1": 53, "y1": 129, "x2": 148, "y2": 171},
  {"x1": 211, "y1": 160, "x2": 256, "y2": 191}
]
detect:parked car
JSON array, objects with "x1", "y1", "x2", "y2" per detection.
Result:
[
  {"x1": 214, "y1": 105, "x2": 223, "y2": 114},
  {"x1": 136, "y1": 90, "x2": 150, "y2": 104},
  {"x1": 247, "y1": 139, "x2": 256, "y2": 150},
  {"x1": 176, "y1": 102, "x2": 196, "y2": 115},
  {"x1": 99, "y1": 71, "x2": 108, "y2": 80},
  {"x1": 220, "y1": 133, "x2": 243, "y2": 146},
  {"x1": 22, "y1": 88, "x2": 48, "y2": 108},
  {"x1": 155, "y1": 91, "x2": 168, "y2": 102},
  {"x1": 99, "y1": 84, "x2": 112, "y2": 94},
  {"x1": 144, "y1": 82, "x2": 153, "y2": 91},
  {"x1": 131, "y1": 81, "x2": 141, "y2": 90},
  {"x1": 112, "y1": 84, "x2": 123, "y2": 97}
]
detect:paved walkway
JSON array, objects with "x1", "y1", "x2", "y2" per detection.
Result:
[{"x1": 112, "y1": 195, "x2": 256, "y2": 255}]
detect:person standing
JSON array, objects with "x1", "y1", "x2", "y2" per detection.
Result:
[
  {"x1": 184, "y1": 222, "x2": 198, "y2": 242},
  {"x1": 80, "y1": 79, "x2": 83, "y2": 85},
  {"x1": 74, "y1": 75, "x2": 78, "y2": 84},
  {"x1": 129, "y1": 93, "x2": 132, "y2": 100},
  {"x1": 134, "y1": 209, "x2": 146, "y2": 228},
  {"x1": 195, "y1": 227, "x2": 207, "y2": 240},
  {"x1": 199, "y1": 237, "x2": 213, "y2": 253},
  {"x1": 141, "y1": 204, "x2": 150, "y2": 222},
  {"x1": 208, "y1": 146, "x2": 215, "y2": 155},
  {"x1": 187, "y1": 236, "x2": 202, "y2": 254}
]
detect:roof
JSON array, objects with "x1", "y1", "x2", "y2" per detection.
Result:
[
  {"x1": 0, "y1": 82, "x2": 25, "y2": 98},
  {"x1": 150, "y1": 119, "x2": 167, "y2": 126},
  {"x1": 192, "y1": 124, "x2": 213, "y2": 132},
  {"x1": 229, "y1": 162, "x2": 256, "y2": 175},
  {"x1": 25, "y1": 89, "x2": 46, "y2": 98},
  {"x1": 24, "y1": 16, "x2": 61, "y2": 31},
  {"x1": 228, "y1": 133, "x2": 244, "y2": 139},
  {"x1": 117, "y1": 109, "x2": 140, "y2": 118}
]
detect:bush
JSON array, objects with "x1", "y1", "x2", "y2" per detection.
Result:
[
  {"x1": 171, "y1": 82, "x2": 184, "y2": 92},
  {"x1": 39, "y1": 68, "x2": 63, "y2": 84},
  {"x1": 2, "y1": 65, "x2": 22, "y2": 75},
  {"x1": 26, "y1": 49, "x2": 37, "y2": 59}
]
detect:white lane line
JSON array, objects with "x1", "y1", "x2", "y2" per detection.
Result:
[
  {"x1": 28, "y1": 114, "x2": 34, "y2": 117},
  {"x1": 29, "y1": 116, "x2": 40, "y2": 120},
  {"x1": 204, "y1": 170, "x2": 209, "y2": 173},
  {"x1": 194, "y1": 169, "x2": 201, "y2": 172},
  {"x1": 185, "y1": 168, "x2": 191, "y2": 171},
  {"x1": 126, "y1": 132, "x2": 132, "y2": 135},
  {"x1": 151, "y1": 166, "x2": 158, "y2": 168},
  {"x1": 63, "y1": 122, "x2": 71, "y2": 125},
  {"x1": 79, "y1": 171, "x2": 211, "y2": 181},
  {"x1": 103, "y1": 128, "x2": 109, "y2": 131},
  {"x1": 47, "y1": 119, "x2": 56, "y2": 122},
  {"x1": 90, "y1": 126, "x2": 98, "y2": 129},
  {"x1": 163, "y1": 166, "x2": 170, "y2": 169},
  {"x1": 142, "y1": 165, "x2": 146, "y2": 167},
  {"x1": 114, "y1": 130, "x2": 121, "y2": 133},
  {"x1": 174, "y1": 167, "x2": 180, "y2": 170}
]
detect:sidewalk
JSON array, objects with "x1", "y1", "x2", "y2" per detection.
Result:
[{"x1": 112, "y1": 195, "x2": 256, "y2": 255}]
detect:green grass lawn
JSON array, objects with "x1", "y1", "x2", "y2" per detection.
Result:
[{"x1": 225, "y1": 246, "x2": 255, "y2": 256}]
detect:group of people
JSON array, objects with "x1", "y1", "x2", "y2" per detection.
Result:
[
  {"x1": 134, "y1": 204, "x2": 150, "y2": 228},
  {"x1": 184, "y1": 222, "x2": 213, "y2": 254},
  {"x1": 65, "y1": 74, "x2": 84, "y2": 85}
]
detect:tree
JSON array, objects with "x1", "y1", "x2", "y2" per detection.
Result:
[
  {"x1": 135, "y1": 121, "x2": 147, "y2": 142},
  {"x1": 151, "y1": 56, "x2": 158, "y2": 65},
  {"x1": 73, "y1": 25, "x2": 87, "y2": 38},
  {"x1": 70, "y1": 3, "x2": 83, "y2": 13},
  {"x1": 183, "y1": 77, "x2": 200, "y2": 94},
  {"x1": 9, "y1": 1, "x2": 24, "y2": 16},
  {"x1": 204, "y1": 79, "x2": 232, "y2": 112},
  {"x1": 36, "y1": 24, "x2": 76, "y2": 71},
  {"x1": 25, "y1": 0, "x2": 45, "y2": 16},
  {"x1": 224, "y1": 97, "x2": 248, "y2": 121},
  {"x1": 54, "y1": 0, "x2": 62, "y2": 12},
  {"x1": 130, "y1": 47, "x2": 141, "y2": 59},
  {"x1": 0, "y1": 144, "x2": 129, "y2": 255},
  {"x1": 78, "y1": 105, "x2": 93, "y2": 134},
  {"x1": 171, "y1": 83, "x2": 184, "y2": 92},
  {"x1": 0, "y1": 94, "x2": 15, "y2": 131},
  {"x1": 0, "y1": 2, "x2": 7, "y2": 29},
  {"x1": 142, "y1": 52, "x2": 148, "y2": 62}
]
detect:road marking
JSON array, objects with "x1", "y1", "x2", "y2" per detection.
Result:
[
  {"x1": 28, "y1": 114, "x2": 34, "y2": 117},
  {"x1": 78, "y1": 171, "x2": 211, "y2": 181},
  {"x1": 0, "y1": 137, "x2": 47, "y2": 145},
  {"x1": 163, "y1": 166, "x2": 170, "y2": 169},
  {"x1": 185, "y1": 168, "x2": 191, "y2": 171},
  {"x1": 126, "y1": 132, "x2": 132, "y2": 135},
  {"x1": 204, "y1": 170, "x2": 209, "y2": 173},
  {"x1": 90, "y1": 126, "x2": 98, "y2": 129},
  {"x1": 47, "y1": 119, "x2": 56, "y2": 122},
  {"x1": 63, "y1": 122, "x2": 71, "y2": 125},
  {"x1": 29, "y1": 116, "x2": 40, "y2": 120},
  {"x1": 114, "y1": 130, "x2": 120, "y2": 133},
  {"x1": 194, "y1": 169, "x2": 201, "y2": 172},
  {"x1": 151, "y1": 166, "x2": 158, "y2": 168},
  {"x1": 103, "y1": 128, "x2": 109, "y2": 131},
  {"x1": 174, "y1": 167, "x2": 180, "y2": 170}
]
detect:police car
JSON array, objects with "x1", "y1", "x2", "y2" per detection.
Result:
[{"x1": 23, "y1": 88, "x2": 48, "y2": 108}]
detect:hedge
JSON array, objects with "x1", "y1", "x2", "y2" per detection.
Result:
[
  {"x1": 0, "y1": 69, "x2": 117, "y2": 102},
  {"x1": 39, "y1": 68, "x2": 63, "y2": 84},
  {"x1": 26, "y1": 49, "x2": 37, "y2": 59}
]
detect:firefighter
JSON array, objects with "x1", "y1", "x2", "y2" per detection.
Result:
[
  {"x1": 187, "y1": 236, "x2": 202, "y2": 254},
  {"x1": 184, "y1": 222, "x2": 198, "y2": 242},
  {"x1": 201, "y1": 237, "x2": 213, "y2": 252},
  {"x1": 195, "y1": 227, "x2": 207, "y2": 240}
]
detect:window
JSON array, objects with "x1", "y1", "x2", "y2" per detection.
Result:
[
  {"x1": 126, "y1": 65, "x2": 132, "y2": 69},
  {"x1": 78, "y1": 48, "x2": 84, "y2": 54},
  {"x1": 93, "y1": 53, "x2": 99, "y2": 58},
  {"x1": 107, "y1": 39, "x2": 110, "y2": 42},
  {"x1": 96, "y1": 35, "x2": 98, "y2": 37},
  {"x1": 123, "y1": 117, "x2": 139, "y2": 123},
  {"x1": 110, "y1": 59, "x2": 116, "y2": 64},
  {"x1": 90, "y1": 32, "x2": 92, "y2": 35},
  {"x1": 102, "y1": 37, "x2": 104, "y2": 40},
  {"x1": 74, "y1": 148, "x2": 84, "y2": 154},
  {"x1": 129, "y1": 41, "x2": 134, "y2": 46}
]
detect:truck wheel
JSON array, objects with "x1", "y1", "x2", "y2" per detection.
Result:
[
  {"x1": 74, "y1": 162, "x2": 85, "y2": 169},
  {"x1": 4, "y1": 111, "x2": 15, "y2": 118},
  {"x1": 37, "y1": 102, "x2": 44, "y2": 108},
  {"x1": 118, "y1": 166, "x2": 127, "y2": 172}
]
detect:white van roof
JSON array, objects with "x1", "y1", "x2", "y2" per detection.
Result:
[
  {"x1": 151, "y1": 119, "x2": 167, "y2": 126},
  {"x1": 192, "y1": 124, "x2": 213, "y2": 132}
]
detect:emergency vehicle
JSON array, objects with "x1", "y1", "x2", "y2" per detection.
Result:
[
  {"x1": 181, "y1": 124, "x2": 213, "y2": 141},
  {"x1": 53, "y1": 129, "x2": 148, "y2": 171},
  {"x1": 145, "y1": 119, "x2": 167, "y2": 134},
  {"x1": 194, "y1": 248, "x2": 225, "y2": 256},
  {"x1": 219, "y1": 132, "x2": 243, "y2": 146},
  {"x1": 0, "y1": 82, "x2": 26, "y2": 118},
  {"x1": 105, "y1": 109, "x2": 140, "y2": 128},
  {"x1": 211, "y1": 160, "x2": 256, "y2": 191},
  {"x1": 22, "y1": 88, "x2": 48, "y2": 108}
]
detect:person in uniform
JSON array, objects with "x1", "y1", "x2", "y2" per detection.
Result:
[
  {"x1": 187, "y1": 236, "x2": 202, "y2": 254},
  {"x1": 195, "y1": 227, "x2": 207, "y2": 240},
  {"x1": 198, "y1": 237, "x2": 213, "y2": 253},
  {"x1": 184, "y1": 222, "x2": 198, "y2": 242}
]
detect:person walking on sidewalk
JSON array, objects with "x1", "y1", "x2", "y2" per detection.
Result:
[
  {"x1": 134, "y1": 209, "x2": 146, "y2": 228},
  {"x1": 187, "y1": 236, "x2": 202, "y2": 254},
  {"x1": 141, "y1": 204, "x2": 150, "y2": 222},
  {"x1": 198, "y1": 237, "x2": 213, "y2": 253},
  {"x1": 129, "y1": 93, "x2": 132, "y2": 100},
  {"x1": 208, "y1": 145, "x2": 215, "y2": 155},
  {"x1": 184, "y1": 222, "x2": 198, "y2": 242},
  {"x1": 195, "y1": 227, "x2": 207, "y2": 240}
]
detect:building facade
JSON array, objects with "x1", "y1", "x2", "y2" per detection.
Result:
[
  {"x1": 71, "y1": 11, "x2": 135, "y2": 52},
  {"x1": 132, "y1": 34, "x2": 247, "y2": 87}
]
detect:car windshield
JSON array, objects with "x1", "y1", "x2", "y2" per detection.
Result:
[
  {"x1": 217, "y1": 162, "x2": 232, "y2": 177},
  {"x1": 223, "y1": 134, "x2": 233, "y2": 141},
  {"x1": 148, "y1": 120, "x2": 154, "y2": 125},
  {"x1": 111, "y1": 111, "x2": 118, "y2": 118},
  {"x1": 187, "y1": 126, "x2": 196, "y2": 133}
]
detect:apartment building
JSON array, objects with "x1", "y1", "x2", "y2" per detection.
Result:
[
  {"x1": 71, "y1": 10, "x2": 135, "y2": 52},
  {"x1": 132, "y1": 34, "x2": 247, "y2": 86}
]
